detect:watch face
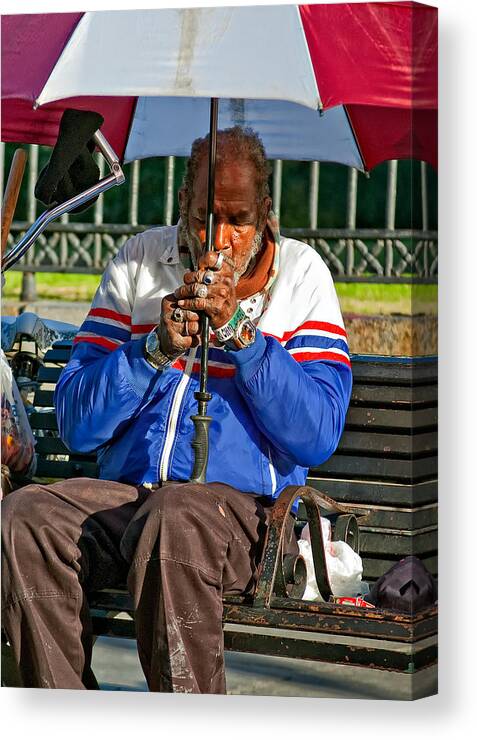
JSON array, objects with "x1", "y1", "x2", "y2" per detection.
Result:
[
  {"x1": 237, "y1": 319, "x2": 256, "y2": 347},
  {"x1": 146, "y1": 329, "x2": 160, "y2": 355}
]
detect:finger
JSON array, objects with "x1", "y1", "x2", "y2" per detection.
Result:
[
  {"x1": 198, "y1": 252, "x2": 233, "y2": 272},
  {"x1": 175, "y1": 282, "x2": 232, "y2": 302},
  {"x1": 183, "y1": 271, "x2": 203, "y2": 286},
  {"x1": 174, "y1": 283, "x2": 211, "y2": 300},
  {"x1": 183, "y1": 321, "x2": 200, "y2": 336},
  {"x1": 161, "y1": 292, "x2": 178, "y2": 312},
  {"x1": 179, "y1": 336, "x2": 196, "y2": 350},
  {"x1": 181, "y1": 309, "x2": 200, "y2": 322},
  {"x1": 166, "y1": 304, "x2": 200, "y2": 323},
  {"x1": 176, "y1": 297, "x2": 209, "y2": 312},
  {"x1": 183, "y1": 269, "x2": 218, "y2": 286}
]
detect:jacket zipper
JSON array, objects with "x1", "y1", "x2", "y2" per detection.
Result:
[
  {"x1": 268, "y1": 445, "x2": 277, "y2": 495},
  {"x1": 159, "y1": 348, "x2": 197, "y2": 482}
]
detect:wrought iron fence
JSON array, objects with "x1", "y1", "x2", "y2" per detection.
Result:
[{"x1": 1, "y1": 143, "x2": 437, "y2": 285}]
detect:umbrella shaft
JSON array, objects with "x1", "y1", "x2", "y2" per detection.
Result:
[
  {"x1": 198, "y1": 96, "x2": 218, "y2": 399},
  {"x1": 190, "y1": 98, "x2": 218, "y2": 484}
]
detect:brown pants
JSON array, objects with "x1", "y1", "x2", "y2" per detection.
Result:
[{"x1": 1, "y1": 478, "x2": 297, "y2": 693}]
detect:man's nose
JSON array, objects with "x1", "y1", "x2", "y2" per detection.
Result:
[{"x1": 214, "y1": 223, "x2": 231, "y2": 251}]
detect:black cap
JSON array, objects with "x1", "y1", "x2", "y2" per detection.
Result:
[{"x1": 367, "y1": 556, "x2": 437, "y2": 614}]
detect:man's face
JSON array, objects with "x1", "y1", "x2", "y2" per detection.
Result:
[{"x1": 181, "y1": 155, "x2": 270, "y2": 281}]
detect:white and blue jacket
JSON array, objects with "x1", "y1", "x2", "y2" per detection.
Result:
[{"x1": 55, "y1": 222, "x2": 352, "y2": 501}]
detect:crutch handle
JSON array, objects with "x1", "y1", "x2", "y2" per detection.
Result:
[{"x1": 1, "y1": 148, "x2": 28, "y2": 260}]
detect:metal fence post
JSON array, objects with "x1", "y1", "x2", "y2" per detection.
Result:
[
  {"x1": 60, "y1": 213, "x2": 69, "y2": 267},
  {"x1": 20, "y1": 144, "x2": 39, "y2": 303},
  {"x1": 346, "y1": 167, "x2": 358, "y2": 275},
  {"x1": 421, "y1": 162, "x2": 429, "y2": 277},
  {"x1": 309, "y1": 161, "x2": 320, "y2": 246},
  {"x1": 164, "y1": 156, "x2": 175, "y2": 226},
  {"x1": 273, "y1": 160, "x2": 283, "y2": 223},
  {"x1": 385, "y1": 160, "x2": 398, "y2": 276},
  {"x1": 93, "y1": 156, "x2": 105, "y2": 268},
  {"x1": 128, "y1": 160, "x2": 141, "y2": 226}
]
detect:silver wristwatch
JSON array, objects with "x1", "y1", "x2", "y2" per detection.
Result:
[
  {"x1": 215, "y1": 305, "x2": 257, "y2": 351},
  {"x1": 144, "y1": 327, "x2": 174, "y2": 370}
]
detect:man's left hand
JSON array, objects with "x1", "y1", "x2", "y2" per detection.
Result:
[{"x1": 174, "y1": 252, "x2": 237, "y2": 329}]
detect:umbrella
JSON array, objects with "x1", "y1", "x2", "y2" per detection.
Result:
[
  {"x1": 1, "y1": 4, "x2": 437, "y2": 170},
  {"x1": 1, "y1": 3, "x2": 437, "y2": 481}
]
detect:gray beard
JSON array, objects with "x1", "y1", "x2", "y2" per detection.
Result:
[{"x1": 180, "y1": 220, "x2": 263, "y2": 285}]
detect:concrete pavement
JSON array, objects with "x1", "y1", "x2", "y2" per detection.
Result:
[{"x1": 92, "y1": 636, "x2": 437, "y2": 699}]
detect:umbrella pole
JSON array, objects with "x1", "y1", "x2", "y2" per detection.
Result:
[{"x1": 190, "y1": 97, "x2": 218, "y2": 484}]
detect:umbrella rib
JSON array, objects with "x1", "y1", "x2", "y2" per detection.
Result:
[{"x1": 343, "y1": 105, "x2": 367, "y2": 174}]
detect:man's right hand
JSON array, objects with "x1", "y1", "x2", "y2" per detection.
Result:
[{"x1": 159, "y1": 293, "x2": 201, "y2": 358}]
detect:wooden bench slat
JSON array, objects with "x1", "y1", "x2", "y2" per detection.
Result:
[
  {"x1": 223, "y1": 628, "x2": 437, "y2": 672},
  {"x1": 35, "y1": 458, "x2": 99, "y2": 478},
  {"x1": 350, "y1": 383, "x2": 437, "y2": 407},
  {"x1": 42, "y1": 347, "x2": 72, "y2": 364},
  {"x1": 359, "y1": 527, "x2": 437, "y2": 556},
  {"x1": 350, "y1": 357, "x2": 437, "y2": 385},
  {"x1": 37, "y1": 366, "x2": 63, "y2": 384},
  {"x1": 34, "y1": 436, "x2": 97, "y2": 461},
  {"x1": 338, "y1": 430, "x2": 437, "y2": 456},
  {"x1": 347, "y1": 505, "x2": 437, "y2": 530},
  {"x1": 306, "y1": 478, "x2": 437, "y2": 507},
  {"x1": 88, "y1": 589, "x2": 436, "y2": 644},
  {"x1": 33, "y1": 389, "x2": 55, "y2": 407},
  {"x1": 29, "y1": 412, "x2": 58, "y2": 431},
  {"x1": 313, "y1": 454, "x2": 437, "y2": 482},
  {"x1": 297, "y1": 500, "x2": 438, "y2": 530},
  {"x1": 346, "y1": 406, "x2": 437, "y2": 430}
]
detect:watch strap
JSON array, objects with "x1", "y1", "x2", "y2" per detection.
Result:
[{"x1": 214, "y1": 305, "x2": 248, "y2": 344}]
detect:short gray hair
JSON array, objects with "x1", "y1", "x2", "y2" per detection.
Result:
[{"x1": 181, "y1": 126, "x2": 271, "y2": 213}]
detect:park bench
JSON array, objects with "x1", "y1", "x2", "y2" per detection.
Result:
[{"x1": 3, "y1": 342, "x2": 438, "y2": 685}]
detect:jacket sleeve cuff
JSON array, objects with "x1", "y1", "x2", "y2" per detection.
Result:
[
  {"x1": 228, "y1": 329, "x2": 267, "y2": 383},
  {"x1": 126, "y1": 335, "x2": 174, "y2": 397}
]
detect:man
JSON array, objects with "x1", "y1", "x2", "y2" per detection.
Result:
[{"x1": 2, "y1": 127, "x2": 352, "y2": 693}]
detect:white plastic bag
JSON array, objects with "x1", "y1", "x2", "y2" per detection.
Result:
[
  {"x1": 298, "y1": 517, "x2": 364, "y2": 600},
  {"x1": 1, "y1": 348, "x2": 36, "y2": 485}
]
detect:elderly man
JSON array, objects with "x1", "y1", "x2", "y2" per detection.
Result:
[{"x1": 2, "y1": 127, "x2": 352, "y2": 693}]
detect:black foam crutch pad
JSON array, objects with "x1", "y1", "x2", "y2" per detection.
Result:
[{"x1": 35, "y1": 109, "x2": 104, "y2": 214}]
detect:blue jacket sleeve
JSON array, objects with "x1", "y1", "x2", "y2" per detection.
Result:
[
  {"x1": 231, "y1": 331, "x2": 352, "y2": 467},
  {"x1": 54, "y1": 233, "x2": 182, "y2": 454},
  {"x1": 54, "y1": 338, "x2": 174, "y2": 453}
]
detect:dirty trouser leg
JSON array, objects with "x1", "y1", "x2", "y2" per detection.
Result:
[
  {"x1": 122, "y1": 482, "x2": 297, "y2": 694},
  {"x1": 1, "y1": 478, "x2": 146, "y2": 689}
]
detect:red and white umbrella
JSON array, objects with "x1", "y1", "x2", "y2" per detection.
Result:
[{"x1": 1, "y1": 3, "x2": 437, "y2": 171}]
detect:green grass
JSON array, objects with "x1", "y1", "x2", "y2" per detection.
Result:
[
  {"x1": 335, "y1": 283, "x2": 437, "y2": 315},
  {"x1": 2, "y1": 272, "x2": 102, "y2": 302},
  {"x1": 2, "y1": 271, "x2": 437, "y2": 315}
]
